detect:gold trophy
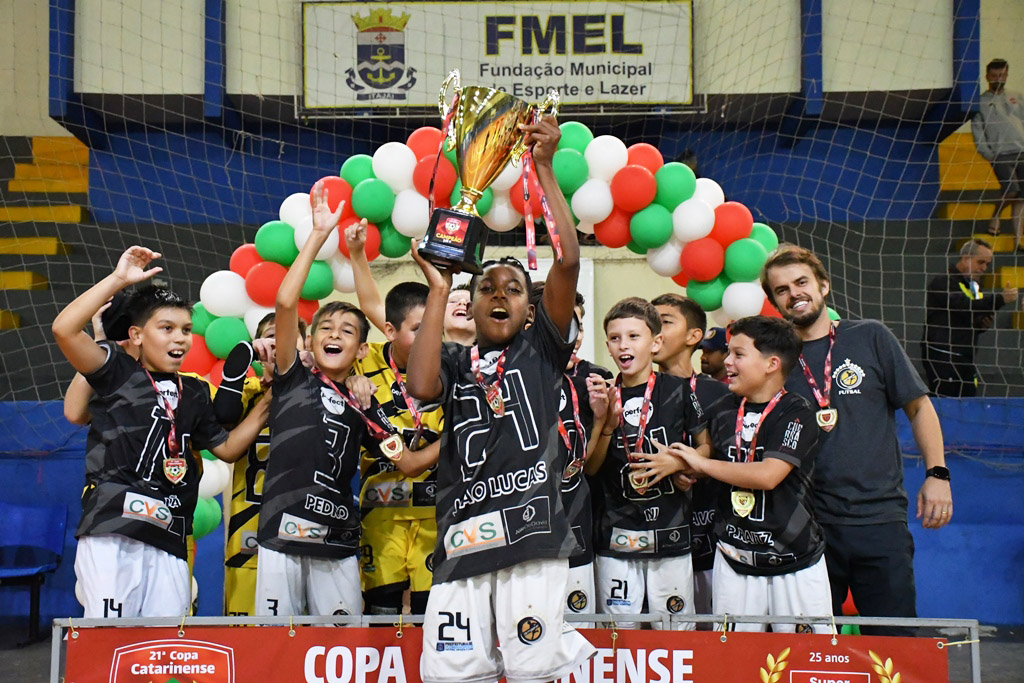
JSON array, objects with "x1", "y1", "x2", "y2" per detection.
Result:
[{"x1": 417, "y1": 69, "x2": 558, "y2": 274}]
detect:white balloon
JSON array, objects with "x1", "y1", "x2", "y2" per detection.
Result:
[
  {"x1": 292, "y1": 214, "x2": 339, "y2": 261},
  {"x1": 576, "y1": 221, "x2": 595, "y2": 235},
  {"x1": 391, "y1": 188, "x2": 430, "y2": 238},
  {"x1": 483, "y1": 195, "x2": 523, "y2": 232},
  {"x1": 584, "y1": 135, "x2": 628, "y2": 182},
  {"x1": 372, "y1": 142, "x2": 418, "y2": 193},
  {"x1": 244, "y1": 306, "x2": 275, "y2": 339},
  {"x1": 721, "y1": 281, "x2": 766, "y2": 320},
  {"x1": 672, "y1": 198, "x2": 716, "y2": 242},
  {"x1": 200, "y1": 270, "x2": 250, "y2": 318},
  {"x1": 490, "y1": 160, "x2": 522, "y2": 191},
  {"x1": 693, "y1": 177, "x2": 725, "y2": 208},
  {"x1": 707, "y1": 307, "x2": 733, "y2": 328},
  {"x1": 330, "y1": 255, "x2": 356, "y2": 293},
  {"x1": 571, "y1": 178, "x2": 614, "y2": 224},
  {"x1": 198, "y1": 459, "x2": 230, "y2": 498},
  {"x1": 191, "y1": 576, "x2": 199, "y2": 603},
  {"x1": 646, "y1": 239, "x2": 684, "y2": 277},
  {"x1": 279, "y1": 192, "x2": 312, "y2": 228}
]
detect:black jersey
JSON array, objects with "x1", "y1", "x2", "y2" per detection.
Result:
[
  {"x1": 687, "y1": 374, "x2": 732, "y2": 572},
  {"x1": 258, "y1": 355, "x2": 390, "y2": 560},
  {"x1": 707, "y1": 391, "x2": 824, "y2": 576},
  {"x1": 79, "y1": 341, "x2": 228, "y2": 559},
  {"x1": 560, "y1": 359, "x2": 613, "y2": 568},
  {"x1": 593, "y1": 372, "x2": 706, "y2": 559},
  {"x1": 432, "y1": 302, "x2": 579, "y2": 584}
]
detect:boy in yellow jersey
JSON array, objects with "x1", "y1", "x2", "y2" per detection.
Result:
[{"x1": 346, "y1": 221, "x2": 445, "y2": 616}]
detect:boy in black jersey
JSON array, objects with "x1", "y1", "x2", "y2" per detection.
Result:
[
  {"x1": 587, "y1": 297, "x2": 710, "y2": 630},
  {"x1": 407, "y1": 116, "x2": 596, "y2": 683},
  {"x1": 256, "y1": 185, "x2": 434, "y2": 618},
  {"x1": 651, "y1": 294, "x2": 730, "y2": 619},
  {"x1": 674, "y1": 316, "x2": 832, "y2": 633},
  {"x1": 530, "y1": 284, "x2": 613, "y2": 626},
  {"x1": 52, "y1": 247, "x2": 267, "y2": 619}
]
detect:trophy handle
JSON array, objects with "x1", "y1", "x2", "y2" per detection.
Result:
[
  {"x1": 537, "y1": 89, "x2": 560, "y2": 119},
  {"x1": 438, "y1": 69, "x2": 461, "y2": 120}
]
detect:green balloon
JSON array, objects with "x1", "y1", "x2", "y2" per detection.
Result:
[
  {"x1": 301, "y1": 260, "x2": 334, "y2": 300},
  {"x1": 254, "y1": 220, "x2": 299, "y2": 266},
  {"x1": 840, "y1": 624, "x2": 860, "y2": 636},
  {"x1": 749, "y1": 222, "x2": 779, "y2": 253},
  {"x1": 450, "y1": 181, "x2": 493, "y2": 216},
  {"x1": 340, "y1": 154, "x2": 375, "y2": 188},
  {"x1": 200, "y1": 449, "x2": 216, "y2": 461},
  {"x1": 205, "y1": 316, "x2": 250, "y2": 359},
  {"x1": 828, "y1": 307, "x2": 841, "y2": 321},
  {"x1": 193, "y1": 497, "x2": 221, "y2": 539},
  {"x1": 552, "y1": 148, "x2": 589, "y2": 195},
  {"x1": 724, "y1": 238, "x2": 769, "y2": 282},
  {"x1": 378, "y1": 221, "x2": 412, "y2": 258},
  {"x1": 191, "y1": 302, "x2": 216, "y2": 336},
  {"x1": 686, "y1": 274, "x2": 730, "y2": 311},
  {"x1": 626, "y1": 239, "x2": 646, "y2": 255},
  {"x1": 558, "y1": 121, "x2": 594, "y2": 154},
  {"x1": 351, "y1": 178, "x2": 395, "y2": 224},
  {"x1": 629, "y1": 204, "x2": 674, "y2": 250},
  {"x1": 654, "y1": 162, "x2": 697, "y2": 211},
  {"x1": 251, "y1": 360, "x2": 263, "y2": 378},
  {"x1": 442, "y1": 140, "x2": 458, "y2": 170}
]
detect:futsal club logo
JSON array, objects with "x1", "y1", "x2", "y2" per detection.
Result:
[{"x1": 346, "y1": 8, "x2": 417, "y2": 101}]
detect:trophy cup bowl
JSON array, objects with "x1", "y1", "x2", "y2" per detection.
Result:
[{"x1": 417, "y1": 69, "x2": 558, "y2": 274}]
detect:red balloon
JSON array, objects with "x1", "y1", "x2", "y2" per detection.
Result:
[
  {"x1": 610, "y1": 165, "x2": 657, "y2": 212},
  {"x1": 671, "y1": 271, "x2": 690, "y2": 288},
  {"x1": 627, "y1": 143, "x2": 664, "y2": 173},
  {"x1": 208, "y1": 359, "x2": 226, "y2": 387},
  {"x1": 508, "y1": 173, "x2": 543, "y2": 218},
  {"x1": 337, "y1": 217, "x2": 381, "y2": 261},
  {"x1": 180, "y1": 334, "x2": 216, "y2": 376},
  {"x1": 680, "y1": 238, "x2": 725, "y2": 281},
  {"x1": 594, "y1": 207, "x2": 633, "y2": 248},
  {"x1": 310, "y1": 176, "x2": 355, "y2": 220},
  {"x1": 229, "y1": 243, "x2": 262, "y2": 278},
  {"x1": 406, "y1": 127, "x2": 445, "y2": 161},
  {"x1": 710, "y1": 201, "x2": 754, "y2": 247},
  {"x1": 245, "y1": 261, "x2": 288, "y2": 308},
  {"x1": 413, "y1": 155, "x2": 457, "y2": 200},
  {"x1": 760, "y1": 298, "x2": 783, "y2": 318},
  {"x1": 298, "y1": 298, "x2": 320, "y2": 325}
]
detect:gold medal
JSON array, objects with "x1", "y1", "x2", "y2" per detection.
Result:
[
  {"x1": 731, "y1": 490, "x2": 756, "y2": 518},
  {"x1": 816, "y1": 408, "x2": 838, "y2": 432},
  {"x1": 563, "y1": 459, "x2": 583, "y2": 479},
  {"x1": 380, "y1": 434, "x2": 404, "y2": 461},
  {"x1": 486, "y1": 385, "x2": 505, "y2": 416},
  {"x1": 628, "y1": 471, "x2": 649, "y2": 494},
  {"x1": 163, "y1": 457, "x2": 187, "y2": 485}
]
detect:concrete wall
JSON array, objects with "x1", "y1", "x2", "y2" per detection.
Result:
[{"x1": 0, "y1": 0, "x2": 69, "y2": 136}]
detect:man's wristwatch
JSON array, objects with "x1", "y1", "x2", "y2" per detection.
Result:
[{"x1": 925, "y1": 466, "x2": 951, "y2": 481}]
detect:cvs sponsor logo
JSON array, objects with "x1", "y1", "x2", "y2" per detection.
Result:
[
  {"x1": 365, "y1": 482, "x2": 410, "y2": 507},
  {"x1": 444, "y1": 511, "x2": 507, "y2": 558},
  {"x1": 279, "y1": 513, "x2": 328, "y2": 544},
  {"x1": 122, "y1": 492, "x2": 172, "y2": 529},
  {"x1": 610, "y1": 527, "x2": 655, "y2": 553}
]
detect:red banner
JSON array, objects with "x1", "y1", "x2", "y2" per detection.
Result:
[{"x1": 65, "y1": 626, "x2": 948, "y2": 682}]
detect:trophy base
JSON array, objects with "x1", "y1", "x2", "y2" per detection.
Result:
[{"x1": 417, "y1": 207, "x2": 489, "y2": 274}]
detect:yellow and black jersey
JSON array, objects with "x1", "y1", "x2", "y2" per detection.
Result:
[{"x1": 354, "y1": 342, "x2": 444, "y2": 521}]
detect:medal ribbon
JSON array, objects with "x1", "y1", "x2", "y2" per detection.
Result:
[
  {"x1": 797, "y1": 323, "x2": 835, "y2": 411},
  {"x1": 428, "y1": 92, "x2": 460, "y2": 217},
  {"x1": 614, "y1": 372, "x2": 658, "y2": 460},
  {"x1": 143, "y1": 368, "x2": 183, "y2": 457},
  {"x1": 557, "y1": 375, "x2": 587, "y2": 457},
  {"x1": 689, "y1": 373, "x2": 698, "y2": 395},
  {"x1": 734, "y1": 390, "x2": 786, "y2": 463},
  {"x1": 312, "y1": 368, "x2": 396, "y2": 442},
  {"x1": 387, "y1": 346, "x2": 422, "y2": 434},
  {"x1": 470, "y1": 345, "x2": 508, "y2": 411},
  {"x1": 520, "y1": 110, "x2": 564, "y2": 271}
]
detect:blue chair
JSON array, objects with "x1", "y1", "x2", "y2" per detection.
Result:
[{"x1": 0, "y1": 501, "x2": 67, "y2": 643}]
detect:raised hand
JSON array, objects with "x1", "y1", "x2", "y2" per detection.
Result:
[
  {"x1": 91, "y1": 299, "x2": 113, "y2": 341},
  {"x1": 113, "y1": 246, "x2": 163, "y2": 286},
  {"x1": 311, "y1": 179, "x2": 346, "y2": 234},
  {"x1": 587, "y1": 374, "x2": 611, "y2": 422},
  {"x1": 519, "y1": 115, "x2": 561, "y2": 166},
  {"x1": 344, "y1": 218, "x2": 369, "y2": 255},
  {"x1": 411, "y1": 239, "x2": 453, "y2": 290},
  {"x1": 344, "y1": 374, "x2": 376, "y2": 410}
]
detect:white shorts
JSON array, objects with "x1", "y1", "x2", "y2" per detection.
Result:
[
  {"x1": 421, "y1": 558, "x2": 597, "y2": 683},
  {"x1": 254, "y1": 546, "x2": 361, "y2": 617},
  {"x1": 565, "y1": 562, "x2": 596, "y2": 628},
  {"x1": 74, "y1": 534, "x2": 190, "y2": 619},
  {"x1": 713, "y1": 549, "x2": 833, "y2": 633},
  {"x1": 595, "y1": 554, "x2": 695, "y2": 630}
]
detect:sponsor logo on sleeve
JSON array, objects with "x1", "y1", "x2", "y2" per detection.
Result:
[
  {"x1": 122, "y1": 492, "x2": 173, "y2": 529},
  {"x1": 609, "y1": 527, "x2": 655, "y2": 553},
  {"x1": 443, "y1": 511, "x2": 507, "y2": 558},
  {"x1": 500, "y1": 496, "x2": 552, "y2": 545},
  {"x1": 782, "y1": 419, "x2": 803, "y2": 450},
  {"x1": 278, "y1": 513, "x2": 328, "y2": 544}
]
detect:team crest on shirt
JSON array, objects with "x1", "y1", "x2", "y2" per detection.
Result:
[
  {"x1": 666, "y1": 595, "x2": 686, "y2": 613},
  {"x1": 567, "y1": 590, "x2": 588, "y2": 612},
  {"x1": 795, "y1": 623, "x2": 813, "y2": 634},
  {"x1": 832, "y1": 358, "x2": 864, "y2": 395},
  {"x1": 517, "y1": 616, "x2": 544, "y2": 644}
]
